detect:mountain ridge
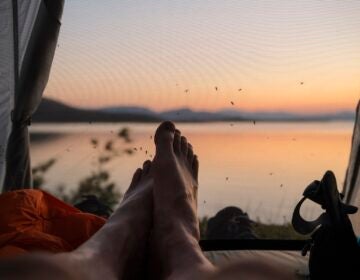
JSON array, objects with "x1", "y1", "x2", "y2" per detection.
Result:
[{"x1": 32, "y1": 98, "x2": 356, "y2": 123}]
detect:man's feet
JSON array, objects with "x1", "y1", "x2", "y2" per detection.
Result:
[
  {"x1": 152, "y1": 122, "x2": 199, "y2": 238},
  {"x1": 74, "y1": 160, "x2": 154, "y2": 279},
  {"x1": 151, "y1": 121, "x2": 214, "y2": 279}
]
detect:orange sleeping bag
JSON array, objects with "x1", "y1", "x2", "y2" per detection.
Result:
[{"x1": 0, "y1": 190, "x2": 106, "y2": 258}]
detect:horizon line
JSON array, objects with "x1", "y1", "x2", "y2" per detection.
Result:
[{"x1": 42, "y1": 97, "x2": 358, "y2": 116}]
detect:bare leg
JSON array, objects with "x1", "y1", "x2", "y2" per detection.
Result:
[
  {"x1": 0, "y1": 161, "x2": 154, "y2": 280},
  {"x1": 151, "y1": 122, "x2": 294, "y2": 280},
  {"x1": 151, "y1": 122, "x2": 215, "y2": 279}
]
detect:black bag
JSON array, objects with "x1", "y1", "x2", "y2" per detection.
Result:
[{"x1": 292, "y1": 171, "x2": 360, "y2": 279}]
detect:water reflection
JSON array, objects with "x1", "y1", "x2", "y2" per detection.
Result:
[{"x1": 30, "y1": 122, "x2": 352, "y2": 228}]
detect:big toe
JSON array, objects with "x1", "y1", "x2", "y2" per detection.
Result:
[{"x1": 154, "y1": 121, "x2": 176, "y2": 154}]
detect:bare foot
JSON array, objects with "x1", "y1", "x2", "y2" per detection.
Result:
[
  {"x1": 73, "y1": 160, "x2": 154, "y2": 279},
  {"x1": 151, "y1": 122, "x2": 214, "y2": 279}
]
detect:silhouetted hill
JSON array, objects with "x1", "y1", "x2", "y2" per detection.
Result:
[
  {"x1": 33, "y1": 98, "x2": 355, "y2": 123},
  {"x1": 160, "y1": 108, "x2": 243, "y2": 122},
  {"x1": 100, "y1": 106, "x2": 158, "y2": 117},
  {"x1": 217, "y1": 109, "x2": 355, "y2": 121},
  {"x1": 33, "y1": 98, "x2": 161, "y2": 122}
]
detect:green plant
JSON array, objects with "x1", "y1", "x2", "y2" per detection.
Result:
[
  {"x1": 32, "y1": 158, "x2": 57, "y2": 189},
  {"x1": 199, "y1": 216, "x2": 209, "y2": 239},
  {"x1": 33, "y1": 127, "x2": 134, "y2": 210},
  {"x1": 252, "y1": 222, "x2": 308, "y2": 240}
]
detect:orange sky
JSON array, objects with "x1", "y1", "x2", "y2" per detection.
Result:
[{"x1": 44, "y1": 0, "x2": 360, "y2": 113}]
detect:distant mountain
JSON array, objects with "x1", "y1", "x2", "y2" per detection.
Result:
[
  {"x1": 160, "y1": 108, "x2": 240, "y2": 122},
  {"x1": 218, "y1": 109, "x2": 356, "y2": 121},
  {"x1": 33, "y1": 98, "x2": 161, "y2": 123},
  {"x1": 218, "y1": 109, "x2": 298, "y2": 120},
  {"x1": 32, "y1": 98, "x2": 356, "y2": 123},
  {"x1": 100, "y1": 106, "x2": 158, "y2": 117}
]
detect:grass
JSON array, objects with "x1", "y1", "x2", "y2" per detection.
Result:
[
  {"x1": 200, "y1": 216, "x2": 309, "y2": 240},
  {"x1": 253, "y1": 222, "x2": 309, "y2": 240}
]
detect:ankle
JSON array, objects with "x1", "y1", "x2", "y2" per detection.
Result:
[
  {"x1": 156, "y1": 218, "x2": 200, "y2": 242},
  {"x1": 159, "y1": 232, "x2": 213, "y2": 279},
  {"x1": 155, "y1": 222, "x2": 201, "y2": 259}
]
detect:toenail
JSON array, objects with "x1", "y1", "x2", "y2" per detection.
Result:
[{"x1": 162, "y1": 121, "x2": 175, "y2": 132}]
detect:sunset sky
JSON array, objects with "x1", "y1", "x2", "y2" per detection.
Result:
[{"x1": 44, "y1": 0, "x2": 360, "y2": 113}]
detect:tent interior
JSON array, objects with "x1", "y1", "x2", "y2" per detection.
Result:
[{"x1": 1, "y1": 0, "x2": 360, "y2": 277}]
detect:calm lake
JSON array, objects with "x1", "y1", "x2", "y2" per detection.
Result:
[{"x1": 30, "y1": 121, "x2": 354, "y2": 224}]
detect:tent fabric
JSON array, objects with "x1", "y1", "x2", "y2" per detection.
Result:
[
  {"x1": 344, "y1": 100, "x2": 360, "y2": 234},
  {"x1": 0, "y1": 189, "x2": 105, "y2": 258},
  {"x1": 0, "y1": 1, "x2": 16, "y2": 191},
  {"x1": 17, "y1": 1, "x2": 42, "y2": 69},
  {"x1": 3, "y1": 0, "x2": 64, "y2": 191}
]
